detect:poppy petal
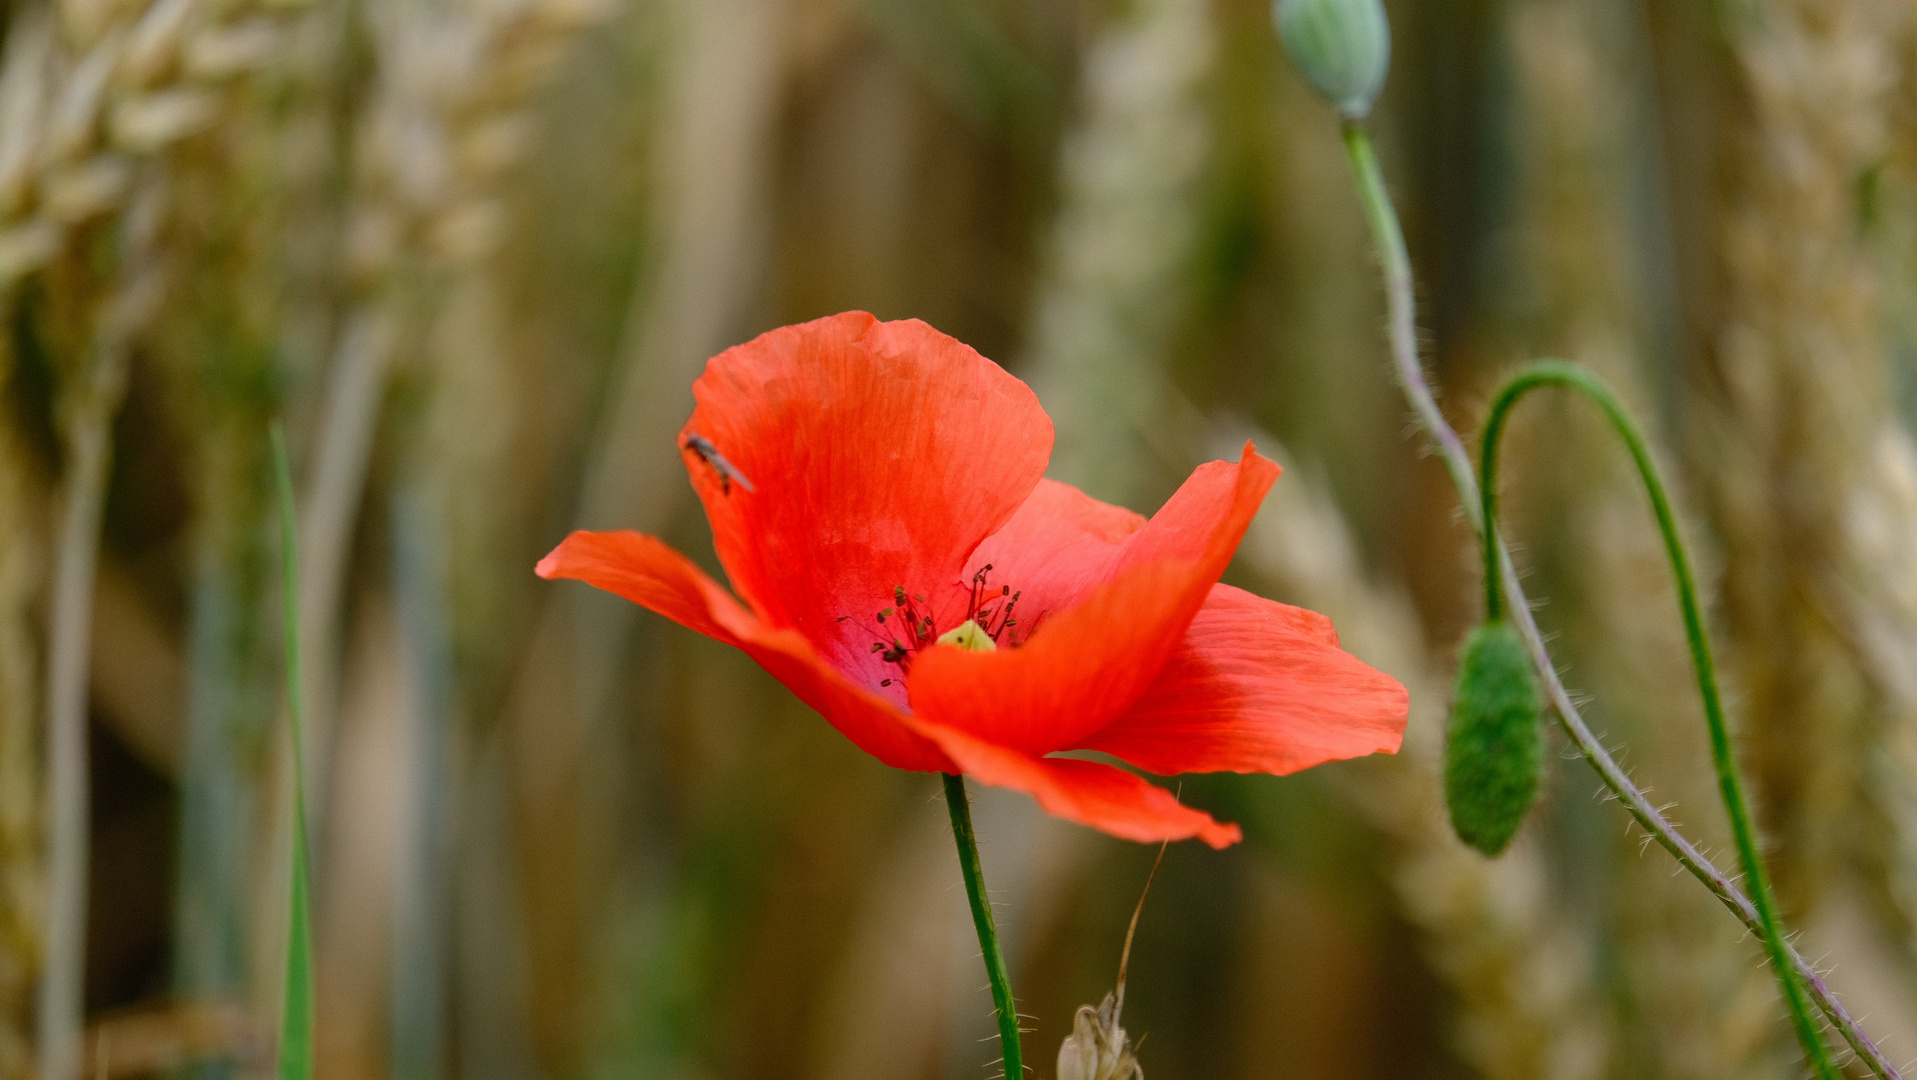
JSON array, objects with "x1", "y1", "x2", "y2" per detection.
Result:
[
  {"x1": 906, "y1": 718, "x2": 1242, "y2": 848},
  {"x1": 536, "y1": 529, "x2": 953, "y2": 772},
  {"x1": 678, "y1": 312, "x2": 1052, "y2": 695},
  {"x1": 907, "y1": 446, "x2": 1280, "y2": 755},
  {"x1": 1077, "y1": 584, "x2": 1408, "y2": 774},
  {"x1": 958, "y1": 478, "x2": 1145, "y2": 623}
]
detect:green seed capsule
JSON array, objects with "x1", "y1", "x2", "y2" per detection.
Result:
[
  {"x1": 1273, "y1": 0, "x2": 1391, "y2": 119},
  {"x1": 1445, "y1": 621, "x2": 1543, "y2": 855}
]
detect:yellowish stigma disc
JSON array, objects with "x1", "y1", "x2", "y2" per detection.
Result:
[{"x1": 936, "y1": 619, "x2": 997, "y2": 653}]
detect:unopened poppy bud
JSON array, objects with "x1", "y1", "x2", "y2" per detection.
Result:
[
  {"x1": 936, "y1": 619, "x2": 996, "y2": 652},
  {"x1": 1445, "y1": 621, "x2": 1543, "y2": 855},
  {"x1": 1273, "y1": 0, "x2": 1391, "y2": 119}
]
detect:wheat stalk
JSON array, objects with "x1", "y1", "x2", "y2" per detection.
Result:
[
  {"x1": 484, "y1": 0, "x2": 789, "y2": 1062},
  {"x1": 1700, "y1": 0, "x2": 1914, "y2": 943},
  {"x1": 1016, "y1": 7, "x2": 1614, "y2": 1064},
  {"x1": 1220, "y1": 422, "x2": 1611, "y2": 1080},
  {"x1": 276, "y1": 0, "x2": 618, "y2": 820},
  {"x1": 1494, "y1": 2, "x2": 1802, "y2": 1072},
  {"x1": 270, "y1": 2, "x2": 615, "y2": 1072},
  {"x1": 156, "y1": 26, "x2": 332, "y2": 1047},
  {"x1": 295, "y1": 0, "x2": 614, "y2": 759},
  {"x1": 36, "y1": 172, "x2": 166, "y2": 1080},
  {"x1": 0, "y1": 315, "x2": 48, "y2": 1080},
  {"x1": 1022, "y1": 0, "x2": 1213, "y2": 506},
  {"x1": 0, "y1": 2, "x2": 326, "y2": 1074},
  {"x1": 0, "y1": 0, "x2": 318, "y2": 290}
]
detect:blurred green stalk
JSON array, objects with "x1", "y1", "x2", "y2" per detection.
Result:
[
  {"x1": 175, "y1": 425, "x2": 275, "y2": 1080},
  {"x1": 175, "y1": 520, "x2": 270, "y2": 1064},
  {"x1": 271, "y1": 423, "x2": 315, "y2": 1080},
  {"x1": 390, "y1": 484, "x2": 451, "y2": 1080}
]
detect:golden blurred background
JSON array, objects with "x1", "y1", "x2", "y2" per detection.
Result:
[{"x1": 3, "y1": 0, "x2": 1917, "y2": 1076}]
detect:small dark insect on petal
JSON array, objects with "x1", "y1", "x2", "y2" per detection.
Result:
[{"x1": 682, "y1": 432, "x2": 757, "y2": 495}]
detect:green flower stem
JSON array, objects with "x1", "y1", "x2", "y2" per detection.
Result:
[
  {"x1": 1341, "y1": 123, "x2": 1483, "y2": 512},
  {"x1": 1338, "y1": 119, "x2": 1892, "y2": 1079},
  {"x1": 1479, "y1": 364, "x2": 1836, "y2": 1078},
  {"x1": 942, "y1": 773, "x2": 1023, "y2": 1079}
]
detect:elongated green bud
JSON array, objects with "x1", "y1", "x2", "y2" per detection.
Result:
[
  {"x1": 1445, "y1": 621, "x2": 1543, "y2": 855},
  {"x1": 1273, "y1": 0, "x2": 1391, "y2": 119}
]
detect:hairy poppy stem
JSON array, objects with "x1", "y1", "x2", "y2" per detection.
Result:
[
  {"x1": 1479, "y1": 363, "x2": 1836, "y2": 1078},
  {"x1": 1339, "y1": 119, "x2": 1882, "y2": 1079},
  {"x1": 942, "y1": 773, "x2": 1024, "y2": 1078}
]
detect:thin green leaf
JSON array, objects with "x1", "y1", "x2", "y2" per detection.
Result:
[{"x1": 270, "y1": 422, "x2": 315, "y2": 1080}]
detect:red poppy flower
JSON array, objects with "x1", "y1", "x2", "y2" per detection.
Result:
[{"x1": 537, "y1": 312, "x2": 1407, "y2": 847}]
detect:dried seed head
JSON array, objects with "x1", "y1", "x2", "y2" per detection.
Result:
[
  {"x1": 1057, "y1": 993, "x2": 1141, "y2": 1080},
  {"x1": 1058, "y1": 842, "x2": 1165, "y2": 1080}
]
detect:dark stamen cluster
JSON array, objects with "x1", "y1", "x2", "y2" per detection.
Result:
[
  {"x1": 964, "y1": 564, "x2": 1022, "y2": 645},
  {"x1": 839, "y1": 567, "x2": 1031, "y2": 690},
  {"x1": 839, "y1": 586, "x2": 936, "y2": 687},
  {"x1": 873, "y1": 586, "x2": 939, "y2": 685}
]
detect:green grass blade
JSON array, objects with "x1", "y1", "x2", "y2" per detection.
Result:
[{"x1": 270, "y1": 422, "x2": 315, "y2": 1080}]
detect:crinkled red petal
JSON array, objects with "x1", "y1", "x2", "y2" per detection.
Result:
[
  {"x1": 536, "y1": 529, "x2": 953, "y2": 771},
  {"x1": 906, "y1": 718, "x2": 1242, "y2": 848},
  {"x1": 678, "y1": 312, "x2": 1051, "y2": 702},
  {"x1": 1078, "y1": 584, "x2": 1408, "y2": 774},
  {"x1": 907, "y1": 446, "x2": 1280, "y2": 755},
  {"x1": 957, "y1": 478, "x2": 1146, "y2": 622}
]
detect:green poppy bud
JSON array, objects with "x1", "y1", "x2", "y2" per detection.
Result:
[
  {"x1": 1445, "y1": 621, "x2": 1543, "y2": 855},
  {"x1": 1273, "y1": 0, "x2": 1391, "y2": 119}
]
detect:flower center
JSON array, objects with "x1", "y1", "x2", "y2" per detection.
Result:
[
  {"x1": 843, "y1": 564, "x2": 1028, "y2": 688},
  {"x1": 936, "y1": 620, "x2": 996, "y2": 652}
]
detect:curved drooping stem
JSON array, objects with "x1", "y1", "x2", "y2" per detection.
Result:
[
  {"x1": 1339, "y1": 118, "x2": 1892, "y2": 1079},
  {"x1": 1479, "y1": 363, "x2": 1836, "y2": 1077},
  {"x1": 942, "y1": 774, "x2": 1024, "y2": 1079}
]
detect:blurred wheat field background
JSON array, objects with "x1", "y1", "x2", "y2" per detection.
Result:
[{"x1": 2, "y1": 0, "x2": 1917, "y2": 1077}]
